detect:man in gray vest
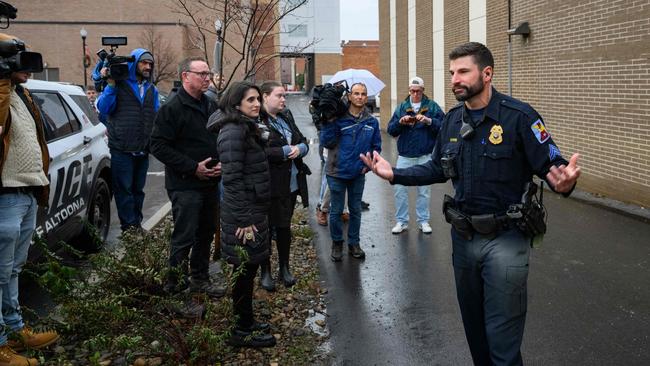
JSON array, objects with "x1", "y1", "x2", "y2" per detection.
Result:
[{"x1": 97, "y1": 48, "x2": 160, "y2": 232}]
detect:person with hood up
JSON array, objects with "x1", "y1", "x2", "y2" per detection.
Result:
[{"x1": 97, "y1": 48, "x2": 160, "y2": 232}]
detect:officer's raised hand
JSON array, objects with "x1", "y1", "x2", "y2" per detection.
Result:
[
  {"x1": 546, "y1": 153, "x2": 581, "y2": 193},
  {"x1": 360, "y1": 151, "x2": 394, "y2": 182}
]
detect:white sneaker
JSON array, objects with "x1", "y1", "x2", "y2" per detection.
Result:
[
  {"x1": 419, "y1": 222, "x2": 432, "y2": 234},
  {"x1": 391, "y1": 222, "x2": 408, "y2": 234}
]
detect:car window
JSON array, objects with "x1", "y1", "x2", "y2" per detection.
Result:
[
  {"x1": 31, "y1": 92, "x2": 76, "y2": 141},
  {"x1": 61, "y1": 97, "x2": 82, "y2": 132},
  {"x1": 70, "y1": 95, "x2": 100, "y2": 125}
]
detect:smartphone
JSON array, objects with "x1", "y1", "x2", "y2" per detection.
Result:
[{"x1": 206, "y1": 158, "x2": 219, "y2": 169}]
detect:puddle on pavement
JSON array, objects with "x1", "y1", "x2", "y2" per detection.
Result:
[{"x1": 305, "y1": 309, "x2": 329, "y2": 337}]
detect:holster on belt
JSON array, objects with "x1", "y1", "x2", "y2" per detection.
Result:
[{"x1": 443, "y1": 195, "x2": 473, "y2": 239}]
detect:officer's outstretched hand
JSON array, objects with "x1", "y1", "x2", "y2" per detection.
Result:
[
  {"x1": 360, "y1": 151, "x2": 394, "y2": 182},
  {"x1": 546, "y1": 153, "x2": 581, "y2": 193}
]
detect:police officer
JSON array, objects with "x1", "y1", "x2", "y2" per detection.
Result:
[{"x1": 361, "y1": 42, "x2": 581, "y2": 365}]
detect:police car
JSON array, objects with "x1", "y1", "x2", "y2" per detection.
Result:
[{"x1": 25, "y1": 79, "x2": 112, "y2": 252}]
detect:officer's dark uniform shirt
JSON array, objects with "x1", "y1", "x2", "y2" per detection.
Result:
[{"x1": 392, "y1": 87, "x2": 570, "y2": 216}]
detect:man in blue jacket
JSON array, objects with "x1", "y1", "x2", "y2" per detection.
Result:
[
  {"x1": 387, "y1": 76, "x2": 444, "y2": 235},
  {"x1": 320, "y1": 83, "x2": 381, "y2": 261},
  {"x1": 97, "y1": 48, "x2": 160, "y2": 232}
]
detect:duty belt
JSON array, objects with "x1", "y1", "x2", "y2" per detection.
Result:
[{"x1": 442, "y1": 195, "x2": 513, "y2": 240}]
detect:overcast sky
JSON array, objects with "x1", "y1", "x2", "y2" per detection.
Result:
[{"x1": 340, "y1": 0, "x2": 379, "y2": 41}]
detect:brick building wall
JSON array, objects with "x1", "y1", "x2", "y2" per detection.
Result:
[
  {"x1": 416, "y1": 0, "x2": 434, "y2": 96},
  {"x1": 7, "y1": 0, "x2": 283, "y2": 93},
  {"x1": 503, "y1": 0, "x2": 650, "y2": 207},
  {"x1": 341, "y1": 40, "x2": 380, "y2": 80},
  {"x1": 395, "y1": 1, "x2": 410, "y2": 120},
  {"x1": 379, "y1": 1, "x2": 391, "y2": 126},
  {"x1": 379, "y1": 0, "x2": 650, "y2": 207},
  {"x1": 313, "y1": 53, "x2": 342, "y2": 85},
  {"x1": 443, "y1": 0, "x2": 469, "y2": 110}
]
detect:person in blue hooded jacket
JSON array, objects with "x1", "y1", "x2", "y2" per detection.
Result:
[
  {"x1": 386, "y1": 76, "x2": 444, "y2": 235},
  {"x1": 97, "y1": 48, "x2": 160, "y2": 232},
  {"x1": 320, "y1": 82, "x2": 381, "y2": 262}
]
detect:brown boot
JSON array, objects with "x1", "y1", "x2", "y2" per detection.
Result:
[
  {"x1": 7, "y1": 327, "x2": 59, "y2": 351},
  {"x1": 0, "y1": 345, "x2": 38, "y2": 366},
  {"x1": 316, "y1": 206, "x2": 328, "y2": 226}
]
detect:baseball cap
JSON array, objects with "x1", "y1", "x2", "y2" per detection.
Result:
[{"x1": 409, "y1": 76, "x2": 424, "y2": 88}]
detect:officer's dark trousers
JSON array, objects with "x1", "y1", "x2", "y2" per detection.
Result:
[
  {"x1": 167, "y1": 187, "x2": 218, "y2": 281},
  {"x1": 451, "y1": 227, "x2": 530, "y2": 366}
]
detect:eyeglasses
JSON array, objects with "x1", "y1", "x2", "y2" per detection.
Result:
[
  {"x1": 409, "y1": 89, "x2": 423, "y2": 94},
  {"x1": 186, "y1": 70, "x2": 214, "y2": 79}
]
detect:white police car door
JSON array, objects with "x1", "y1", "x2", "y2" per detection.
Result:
[{"x1": 30, "y1": 91, "x2": 95, "y2": 237}]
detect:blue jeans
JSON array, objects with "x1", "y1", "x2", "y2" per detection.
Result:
[
  {"x1": 451, "y1": 227, "x2": 530, "y2": 366},
  {"x1": 111, "y1": 149, "x2": 149, "y2": 230},
  {"x1": 326, "y1": 175, "x2": 365, "y2": 246},
  {"x1": 0, "y1": 192, "x2": 37, "y2": 345},
  {"x1": 394, "y1": 155, "x2": 431, "y2": 224}
]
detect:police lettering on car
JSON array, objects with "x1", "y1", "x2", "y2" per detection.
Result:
[
  {"x1": 27, "y1": 79, "x2": 112, "y2": 250},
  {"x1": 361, "y1": 42, "x2": 580, "y2": 366}
]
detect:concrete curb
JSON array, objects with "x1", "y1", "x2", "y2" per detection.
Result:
[
  {"x1": 142, "y1": 201, "x2": 172, "y2": 231},
  {"x1": 569, "y1": 188, "x2": 650, "y2": 222}
]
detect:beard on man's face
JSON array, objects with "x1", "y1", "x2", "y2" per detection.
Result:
[{"x1": 453, "y1": 78, "x2": 484, "y2": 102}]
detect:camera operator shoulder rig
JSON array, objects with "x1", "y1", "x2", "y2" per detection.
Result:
[{"x1": 309, "y1": 81, "x2": 349, "y2": 125}]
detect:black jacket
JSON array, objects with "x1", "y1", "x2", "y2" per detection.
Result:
[
  {"x1": 215, "y1": 113, "x2": 271, "y2": 265},
  {"x1": 263, "y1": 109, "x2": 310, "y2": 205},
  {"x1": 150, "y1": 87, "x2": 219, "y2": 191}
]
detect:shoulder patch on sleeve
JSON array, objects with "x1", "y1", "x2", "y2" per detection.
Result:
[{"x1": 531, "y1": 119, "x2": 551, "y2": 144}]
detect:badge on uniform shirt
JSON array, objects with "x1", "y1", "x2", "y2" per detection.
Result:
[
  {"x1": 531, "y1": 119, "x2": 551, "y2": 144},
  {"x1": 489, "y1": 124, "x2": 503, "y2": 145}
]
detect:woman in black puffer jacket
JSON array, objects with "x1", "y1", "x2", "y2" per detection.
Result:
[{"x1": 209, "y1": 81, "x2": 275, "y2": 348}]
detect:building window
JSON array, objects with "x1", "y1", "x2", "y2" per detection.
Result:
[
  {"x1": 32, "y1": 68, "x2": 60, "y2": 82},
  {"x1": 286, "y1": 24, "x2": 307, "y2": 37}
]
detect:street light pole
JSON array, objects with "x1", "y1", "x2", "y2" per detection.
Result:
[
  {"x1": 213, "y1": 19, "x2": 223, "y2": 91},
  {"x1": 80, "y1": 28, "x2": 88, "y2": 89}
]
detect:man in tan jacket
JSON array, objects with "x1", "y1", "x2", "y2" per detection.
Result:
[{"x1": 0, "y1": 33, "x2": 59, "y2": 366}]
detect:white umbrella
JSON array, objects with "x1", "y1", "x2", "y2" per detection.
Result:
[{"x1": 327, "y1": 68, "x2": 385, "y2": 96}]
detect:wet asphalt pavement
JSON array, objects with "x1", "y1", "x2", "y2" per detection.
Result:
[{"x1": 285, "y1": 94, "x2": 650, "y2": 365}]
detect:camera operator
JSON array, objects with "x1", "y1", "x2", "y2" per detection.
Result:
[
  {"x1": 97, "y1": 48, "x2": 160, "y2": 233},
  {"x1": 320, "y1": 82, "x2": 381, "y2": 262},
  {"x1": 0, "y1": 32, "x2": 59, "y2": 365}
]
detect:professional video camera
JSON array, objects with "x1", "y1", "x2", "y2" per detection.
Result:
[
  {"x1": 309, "y1": 81, "x2": 348, "y2": 126},
  {"x1": 96, "y1": 36, "x2": 135, "y2": 81},
  {"x1": 0, "y1": 1, "x2": 16, "y2": 29},
  {"x1": 0, "y1": 1, "x2": 43, "y2": 75},
  {"x1": 0, "y1": 38, "x2": 43, "y2": 75}
]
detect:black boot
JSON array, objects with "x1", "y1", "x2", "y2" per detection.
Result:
[
  {"x1": 259, "y1": 260, "x2": 276, "y2": 292},
  {"x1": 228, "y1": 328, "x2": 276, "y2": 348},
  {"x1": 276, "y1": 228, "x2": 296, "y2": 287},
  {"x1": 331, "y1": 240, "x2": 343, "y2": 262},
  {"x1": 279, "y1": 261, "x2": 296, "y2": 287}
]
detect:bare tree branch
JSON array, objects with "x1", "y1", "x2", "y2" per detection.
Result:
[
  {"x1": 138, "y1": 23, "x2": 178, "y2": 86},
  {"x1": 171, "y1": 0, "x2": 317, "y2": 93}
]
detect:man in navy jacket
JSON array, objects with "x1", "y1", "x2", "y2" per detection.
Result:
[
  {"x1": 320, "y1": 83, "x2": 381, "y2": 262},
  {"x1": 387, "y1": 76, "x2": 444, "y2": 235}
]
